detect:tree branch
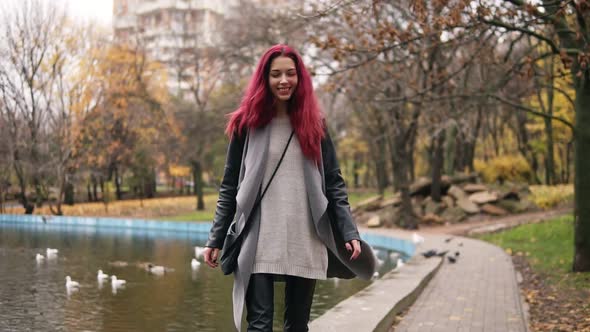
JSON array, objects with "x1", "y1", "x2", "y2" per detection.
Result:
[{"x1": 481, "y1": 18, "x2": 561, "y2": 54}]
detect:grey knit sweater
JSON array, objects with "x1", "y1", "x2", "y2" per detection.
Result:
[{"x1": 252, "y1": 115, "x2": 328, "y2": 280}]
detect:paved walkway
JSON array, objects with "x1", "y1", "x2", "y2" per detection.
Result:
[
  {"x1": 386, "y1": 210, "x2": 572, "y2": 331},
  {"x1": 389, "y1": 233, "x2": 528, "y2": 332},
  {"x1": 311, "y1": 210, "x2": 572, "y2": 331}
]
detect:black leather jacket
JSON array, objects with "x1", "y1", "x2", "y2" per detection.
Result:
[{"x1": 206, "y1": 128, "x2": 360, "y2": 249}]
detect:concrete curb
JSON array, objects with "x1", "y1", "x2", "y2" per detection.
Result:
[{"x1": 310, "y1": 254, "x2": 443, "y2": 332}]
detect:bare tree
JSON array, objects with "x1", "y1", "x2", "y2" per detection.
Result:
[{"x1": 0, "y1": 0, "x2": 68, "y2": 213}]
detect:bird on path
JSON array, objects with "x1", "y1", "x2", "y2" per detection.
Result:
[
  {"x1": 421, "y1": 250, "x2": 437, "y2": 258},
  {"x1": 412, "y1": 232, "x2": 425, "y2": 245},
  {"x1": 394, "y1": 258, "x2": 405, "y2": 271}
]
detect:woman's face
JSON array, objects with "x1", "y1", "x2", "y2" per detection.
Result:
[{"x1": 268, "y1": 56, "x2": 298, "y2": 102}]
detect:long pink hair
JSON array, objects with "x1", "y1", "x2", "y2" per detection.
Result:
[{"x1": 226, "y1": 44, "x2": 325, "y2": 163}]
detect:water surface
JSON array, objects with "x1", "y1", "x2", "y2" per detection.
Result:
[{"x1": 0, "y1": 222, "x2": 398, "y2": 331}]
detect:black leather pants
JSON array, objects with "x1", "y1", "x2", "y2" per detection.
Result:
[{"x1": 245, "y1": 273, "x2": 316, "y2": 332}]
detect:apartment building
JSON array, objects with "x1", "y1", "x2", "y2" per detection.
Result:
[{"x1": 112, "y1": 0, "x2": 236, "y2": 97}]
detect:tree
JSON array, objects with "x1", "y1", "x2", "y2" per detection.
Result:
[
  {"x1": 0, "y1": 0, "x2": 68, "y2": 213},
  {"x1": 309, "y1": 0, "x2": 588, "y2": 270},
  {"x1": 421, "y1": 0, "x2": 588, "y2": 271},
  {"x1": 75, "y1": 43, "x2": 172, "y2": 201}
]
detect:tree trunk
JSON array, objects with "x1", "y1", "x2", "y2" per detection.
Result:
[
  {"x1": 87, "y1": 182, "x2": 92, "y2": 202},
  {"x1": 444, "y1": 120, "x2": 457, "y2": 176},
  {"x1": 98, "y1": 177, "x2": 104, "y2": 201},
  {"x1": 566, "y1": 141, "x2": 572, "y2": 183},
  {"x1": 192, "y1": 160, "x2": 205, "y2": 210},
  {"x1": 144, "y1": 169, "x2": 155, "y2": 199},
  {"x1": 13, "y1": 153, "x2": 34, "y2": 214},
  {"x1": 431, "y1": 128, "x2": 445, "y2": 202},
  {"x1": 544, "y1": 117, "x2": 555, "y2": 185},
  {"x1": 409, "y1": 135, "x2": 417, "y2": 182},
  {"x1": 466, "y1": 107, "x2": 483, "y2": 172},
  {"x1": 353, "y1": 156, "x2": 360, "y2": 188},
  {"x1": 515, "y1": 110, "x2": 541, "y2": 184},
  {"x1": 114, "y1": 167, "x2": 122, "y2": 200},
  {"x1": 389, "y1": 137, "x2": 418, "y2": 229},
  {"x1": 490, "y1": 111, "x2": 500, "y2": 157},
  {"x1": 64, "y1": 180, "x2": 74, "y2": 205},
  {"x1": 544, "y1": 61, "x2": 556, "y2": 185},
  {"x1": 151, "y1": 168, "x2": 157, "y2": 196},
  {"x1": 573, "y1": 78, "x2": 590, "y2": 271},
  {"x1": 373, "y1": 138, "x2": 388, "y2": 195}
]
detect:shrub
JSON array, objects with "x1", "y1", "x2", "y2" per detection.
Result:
[
  {"x1": 474, "y1": 155, "x2": 533, "y2": 183},
  {"x1": 529, "y1": 184, "x2": 574, "y2": 209}
]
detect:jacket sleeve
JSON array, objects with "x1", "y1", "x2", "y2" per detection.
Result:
[
  {"x1": 206, "y1": 130, "x2": 246, "y2": 248},
  {"x1": 321, "y1": 127, "x2": 361, "y2": 243}
]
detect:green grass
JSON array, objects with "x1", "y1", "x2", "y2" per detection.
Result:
[
  {"x1": 347, "y1": 190, "x2": 392, "y2": 207},
  {"x1": 479, "y1": 215, "x2": 590, "y2": 290},
  {"x1": 158, "y1": 210, "x2": 214, "y2": 222},
  {"x1": 160, "y1": 190, "x2": 386, "y2": 222}
]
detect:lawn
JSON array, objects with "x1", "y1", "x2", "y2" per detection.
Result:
[
  {"x1": 2, "y1": 189, "x2": 385, "y2": 223},
  {"x1": 3, "y1": 195, "x2": 219, "y2": 220},
  {"x1": 158, "y1": 210, "x2": 215, "y2": 222},
  {"x1": 159, "y1": 190, "x2": 386, "y2": 222},
  {"x1": 479, "y1": 215, "x2": 589, "y2": 290}
]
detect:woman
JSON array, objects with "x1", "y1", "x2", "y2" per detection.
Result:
[{"x1": 203, "y1": 45, "x2": 376, "y2": 332}]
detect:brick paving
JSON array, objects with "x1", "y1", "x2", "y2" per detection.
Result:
[
  {"x1": 390, "y1": 234, "x2": 528, "y2": 332},
  {"x1": 315, "y1": 210, "x2": 571, "y2": 332}
]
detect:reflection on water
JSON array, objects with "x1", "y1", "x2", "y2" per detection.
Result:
[{"x1": 0, "y1": 222, "x2": 398, "y2": 331}]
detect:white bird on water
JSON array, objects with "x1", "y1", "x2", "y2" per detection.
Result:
[
  {"x1": 46, "y1": 248, "x2": 58, "y2": 260},
  {"x1": 147, "y1": 264, "x2": 166, "y2": 276},
  {"x1": 97, "y1": 270, "x2": 109, "y2": 281},
  {"x1": 35, "y1": 253, "x2": 45, "y2": 262},
  {"x1": 111, "y1": 275, "x2": 126, "y2": 287},
  {"x1": 194, "y1": 246, "x2": 207, "y2": 259},
  {"x1": 191, "y1": 258, "x2": 201, "y2": 270},
  {"x1": 65, "y1": 276, "x2": 80, "y2": 289}
]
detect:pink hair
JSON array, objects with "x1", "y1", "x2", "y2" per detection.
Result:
[{"x1": 226, "y1": 44, "x2": 325, "y2": 162}]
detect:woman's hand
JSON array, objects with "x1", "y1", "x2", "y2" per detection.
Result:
[
  {"x1": 345, "y1": 240, "x2": 361, "y2": 260},
  {"x1": 204, "y1": 247, "x2": 220, "y2": 268}
]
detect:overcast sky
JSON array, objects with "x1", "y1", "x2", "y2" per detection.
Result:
[
  {"x1": 67, "y1": 0, "x2": 113, "y2": 25},
  {"x1": 1, "y1": 0, "x2": 114, "y2": 27}
]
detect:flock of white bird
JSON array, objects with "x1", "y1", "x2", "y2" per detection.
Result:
[
  {"x1": 35, "y1": 234, "x2": 424, "y2": 293},
  {"x1": 35, "y1": 245, "x2": 207, "y2": 295}
]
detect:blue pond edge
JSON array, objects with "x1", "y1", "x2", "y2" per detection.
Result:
[{"x1": 0, "y1": 214, "x2": 415, "y2": 257}]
